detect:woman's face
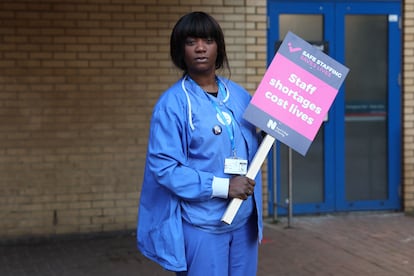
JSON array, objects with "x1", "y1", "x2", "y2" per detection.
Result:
[{"x1": 184, "y1": 37, "x2": 217, "y2": 76}]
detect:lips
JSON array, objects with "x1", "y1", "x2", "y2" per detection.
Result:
[{"x1": 195, "y1": 57, "x2": 208, "y2": 62}]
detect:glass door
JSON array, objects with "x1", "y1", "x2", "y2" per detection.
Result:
[
  {"x1": 268, "y1": 2, "x2": 336, "y2": 214},
  {"x1": 267, "y1": 1, "x2": 401, "y2": 215},
  {"x1": 335, "y1": 3, "x2": 402, "y2": 211}
]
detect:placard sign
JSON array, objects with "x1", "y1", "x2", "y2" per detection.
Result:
[{"x1": 244, "y1": 32, "x2": 349, "y2": 155}]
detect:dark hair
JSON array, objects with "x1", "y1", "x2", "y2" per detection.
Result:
[{"x1": 170, "y1": 11, "x2": 229, "y2": 74}]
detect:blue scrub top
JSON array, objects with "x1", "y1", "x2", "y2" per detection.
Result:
[{"x1": 137, "y1": 75, "x2": 263, "y2": 272}]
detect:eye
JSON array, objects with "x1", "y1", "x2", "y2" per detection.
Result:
[
  {"x1": 206, "y1": 38, "x2": 215, "y2": 44},
  {"x1": 185, "y1": 38, "x2": 196, "y2": 46}
]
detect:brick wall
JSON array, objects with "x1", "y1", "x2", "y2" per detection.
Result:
[
  {"x1": 404, "y1": 0, "x2": 414, "y2": 214},
  {"x1": 0, "y1": 0, "x2": 267, "y2": 239}
]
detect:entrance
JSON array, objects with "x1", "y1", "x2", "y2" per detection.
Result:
[{"x1": 267, "y1": 1, "x2": 402, "y2": 215}]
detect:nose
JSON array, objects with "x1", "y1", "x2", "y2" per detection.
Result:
[{"x1": 195, "y1": 39, "x2": 206, "y2": 52}]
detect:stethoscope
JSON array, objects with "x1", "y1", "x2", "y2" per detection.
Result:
[
  {"x1": 181, "y1": 75, "x2": 238, "y2": 156},
  {"x1": 180, "y1": 75, "x2": 230, "y2": 131}
]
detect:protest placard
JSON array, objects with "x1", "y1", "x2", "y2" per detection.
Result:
[{"x1": 244, "y1": 31, "x2": 349, "y2": 156}]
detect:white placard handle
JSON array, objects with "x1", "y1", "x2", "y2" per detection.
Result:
[{"x1": 221, "y1": 134, "x2": 275, "y2": 224}]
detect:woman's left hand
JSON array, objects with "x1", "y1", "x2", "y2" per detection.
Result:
[{"x1": 228, "y1": 176, "x2": 255, "y2": 200}]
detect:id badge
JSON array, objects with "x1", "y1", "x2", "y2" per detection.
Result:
[{"x1": 224, "y1": 158, "x2": 248, "y2": 175}]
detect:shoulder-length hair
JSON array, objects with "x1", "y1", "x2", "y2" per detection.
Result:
[{"x1": 170, "y1": 11, "x2": 230, "y2": 75}]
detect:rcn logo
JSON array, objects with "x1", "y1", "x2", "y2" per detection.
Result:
[{"x1": 267, "y1": 119, "x2": 278, "y2": 130}]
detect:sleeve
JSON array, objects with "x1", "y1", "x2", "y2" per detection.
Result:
[
  {"x1": 211, "y1": 176, "x2": 229, "y2": 198},
  {"x1": 146, "y1": 99, "x2": 217, "y2": 201}
]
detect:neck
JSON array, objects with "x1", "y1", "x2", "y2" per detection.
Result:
[{"x1": 188, "y1": 73, "x2": 218, "y2": 93}]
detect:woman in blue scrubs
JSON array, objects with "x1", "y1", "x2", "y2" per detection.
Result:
[{"x1": 137, "y1": 11, "x2": 263, "y2": 276}]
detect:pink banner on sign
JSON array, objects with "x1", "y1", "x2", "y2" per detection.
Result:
[{"x1": 250, "y1": 53, "x2": 337, "y2": 140}]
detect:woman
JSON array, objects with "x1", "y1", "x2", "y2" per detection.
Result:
[{"x1": 137, "y1": 11, "x2": 263, "y2": 276}]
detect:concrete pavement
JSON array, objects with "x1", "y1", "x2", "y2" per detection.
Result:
[{"x1": 1, "y1": 212, "x2": 413, "y2": 275}]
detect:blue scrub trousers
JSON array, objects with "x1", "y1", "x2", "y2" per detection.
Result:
[{"x1": 176, "y1": 217, "x2": 258, "y2": 276}]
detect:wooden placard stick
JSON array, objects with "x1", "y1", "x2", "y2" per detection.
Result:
[{"x1": 221, "y1": 134, "x2": 276, "y2": 224}]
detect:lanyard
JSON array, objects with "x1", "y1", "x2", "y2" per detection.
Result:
[{"x1": 210, "y1": 81, "x2": 237, "y2": 157}]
